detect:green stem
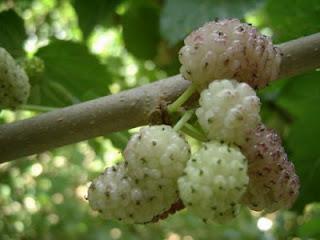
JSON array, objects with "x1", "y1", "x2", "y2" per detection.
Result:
[
  {"x1": 182, "y1": 123, "x2": 207, "y2": 142},
  {"x1": 193, "y1": 121, "x2": 207, "y2": 136},
  {"x1": 173, "y1": 110, "x2": 194, "y2": 131},
  {"x1": 19, "y1": 104, "x2": 58, "y2": 112},
  {"x1": 48, "y1": 81, "x2": 81, "y2": 105},
  {"x1": 167, "y1": 84, "x2": 197, "y2": 113}
]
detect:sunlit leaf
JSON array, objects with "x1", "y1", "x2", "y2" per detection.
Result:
[{"x1": 33, "y1": 40, "x2": 111, "y2": 107}]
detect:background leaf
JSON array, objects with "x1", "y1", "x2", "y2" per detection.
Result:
[
  {"x1": 160, "y1": 0, "x2": 265, "y2": 45},
  {"x1": 263, "y1": 0, "x2": 320, "y2": 42},
  {"x1": 73, "y1": 0, "x2": 120, "y2": 39},
  {"x1": 298, "y1": 219, "x2": 320, "y2": 238},
  {"x1": 276, "y1": 72, "x2": 320, "y2": 210},
  {"x1": 32, "y1": 40, "x2": 111, "y2": 107},
  {"x1": 122, "y1": 3, "x2": 160, "y2": 59},
  {"x1": 0, "y1": 9, "x2": 27, "y2": 57}
]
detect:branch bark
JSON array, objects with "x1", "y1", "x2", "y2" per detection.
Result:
[
  {"x1": 278, "y1": 33, "x2": 320, "y2": 78},
  {"x1": 1, "y1": 33, "x2": 320, "y2": 163}
]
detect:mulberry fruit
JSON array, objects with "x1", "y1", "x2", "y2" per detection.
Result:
[
  {"x1": 179, "y1": 19, "x2": 281, "y2": 90},
  {"x1": 196, "y1": 79, "x2": 261, "y2": 145},
  {"x1": 178, "y1": 141, "x2": 249, "y2": 223},
  {"x1": 124, "y1": 125, "x2": 191, "y2": 180},
  {"x1": 240, "y1": 124, "x2": 300, "y2": 212},
  {"x1": 0, "y1": 48, "x2": 30, "y2": 109},
  {"x1": 88, "y1": 125, "x2": 191, "y2": 223}
]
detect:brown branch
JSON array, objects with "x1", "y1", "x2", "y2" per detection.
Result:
[
  {"x1": 0, "y1": 33, "x2": 320, "y2": 163},
  {"x1": 278, "y1": 33, "x2": 320, "y2": 78}
]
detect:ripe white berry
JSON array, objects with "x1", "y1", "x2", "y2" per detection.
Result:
[
  {"x1": 88, "y1": 163, "x2": 172, "y2": 223},
  {"x1": 196, "y1": 79, "x2": 261, "y2": 145},
  {"x1": 124, "y1": 125, "x2": 191, "y2": 181},
  {"x1": 178, "y1": 141, "x2": 249, "y2": 223},
  {"x1": 88, "y1": 125, "x2": 191, "y2": 223},
  {"x1": 179, "y1": 19, "x2": 281, "y2": 90},
  {"x1": 0, "y1": 48, "x2": 30, "y2": 109},
  {"x1": 88, "y1": 162, "x2": 181, "y2": 224},
  {"x1": 240, "y1": 124, "x2": 300, "y2": 212}
]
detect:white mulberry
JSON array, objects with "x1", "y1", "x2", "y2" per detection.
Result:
[
  {"x1": 178, "y1": 141, "x2": 249, "y2": 223},
  {"x1": 88, "y1": 125, "x2": 191, "y2": 223},
  {"x1": 0, "y1": 48, "x2": 30, "y2": 109},
  {"x1": 88, "y1": 162, "x2": 183, "y2": 224},
  {"x1": 240, "y1": 124, "x2": 300, "y2": 212},
  {"x1": 179, "y1": 19, "x2": 281, "y2": 90},
  {"x1": 88, "y1": 163, "x2": 136, "y2": 222},
  {"x1": 124, "y1": 125, "x2": 191, "y2": 181},
  {"x1": 196, "y1": 79, "x2": 261, "y2": 145}
]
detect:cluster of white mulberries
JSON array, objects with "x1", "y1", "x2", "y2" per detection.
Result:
[
  {"x1": 177, "y1": 19, "x2": 299, "y2": 219},
  {"x1": 196, "y1": 79, "x2": 261, "y2": 145},
  {"x1": 179, "y1": 18, "x2": 281, "y2": 90},
  {"x1": 178, "y1": 141, "x2": 249, "y2": 223},
  {"x1": 188, "y1": 79, "x2": 299, "y2": 220},
  {"x1": 0, "y1": 48, "x2": 30, "y2": 109},
  {"x1": 240, "y1": 124, "x2": 300, "y2": 212},
  {"x1": 193, "y1": 80, "x2": 299, "y2": 216},
  {"x1": 88, "y1": 125, "x2": 191, "y2": 224},
  {"x1": 88, "y1": 18, "x2": 300, "y2": 225}
]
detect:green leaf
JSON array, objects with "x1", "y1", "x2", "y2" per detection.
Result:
[
  {"x1": 276, "y1": 71, "x2": 320, "y2": 210},
  {"x1": 277, "y1": 71, "x2": 320, "y2": 117},
  {"x1": 0, "y1": 9, "x2": 27, "y2": 57},
  {"x1": 73, "y1": 0, "x2": 120, "y2": 39},
  {"x1": 263, "y1": 0, "x2": 320, "y2": 43},
  {"x1": 287, "y1": 109, "x2": 320, "y2": 211},
  {"x1": 298, "y1": 219, "x2": 320, "y2": 238},
  {"x1": 33, "y1": 40, "x2": 110, "y2": 107},
  {"x1": 122, "y1": 3, "x2": 160, "y2": 59},
  {"x1": 87, "y1": 131, "x2": 130, "y2": 158},
  {"x1": 107, "y1": 131, "x2": 131, "y2": 150},
  {"x1": 160, "y1": 0, "x2": 264, "y2": 45}
]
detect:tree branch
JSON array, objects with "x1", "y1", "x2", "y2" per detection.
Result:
[
  {"x1": 278, "y1": 33, "x2": 320, "y2": 78},
  {"x1": 1, "y1": 33, "x2": 320, "y2": 163}
]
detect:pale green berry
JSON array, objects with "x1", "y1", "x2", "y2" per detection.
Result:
[
  {"x1": 178, "y1": 141, "x2": 249, "y2": 223},
  {"x1": 0, "y1": 48, "x2": 30, "y2": 109},
  {"x1": 196, "y1": 79, "x2": 261, "y2": 145}
]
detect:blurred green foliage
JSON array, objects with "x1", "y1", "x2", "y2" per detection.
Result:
[
  {"x1": 160, "y1": 0, "x2": 264, "y2": 45},
  {"x1": 0, "y1": 0, "x2": 320, "y2": 239},
  {"x1": 0, "y1": 9, "x2": 27, "y2": 57}
]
